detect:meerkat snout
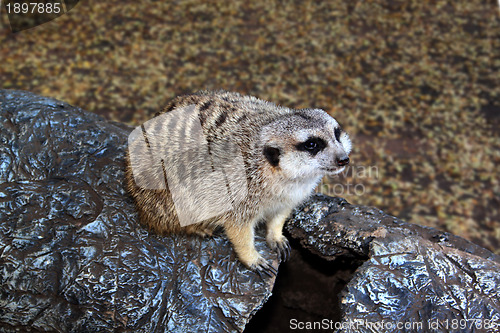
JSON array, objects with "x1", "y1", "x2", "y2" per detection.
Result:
[{"x1": 126, "y1": 90, "x2": 352, "y2": 275}]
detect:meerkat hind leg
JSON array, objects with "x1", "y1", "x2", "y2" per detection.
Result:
[
  {"x1": 185, "y1": 224, "x2": 216, "y2": 237},
  {"x1": 266, "y1": 209, "x2": 292, "y2": 262},
  {"x1": 224, "y1": 221, "x2": 277, "y2": 276}
]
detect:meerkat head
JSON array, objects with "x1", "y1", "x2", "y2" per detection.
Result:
[{"x1": 260, "y1": 108, "x2": 351, "y2": 180}]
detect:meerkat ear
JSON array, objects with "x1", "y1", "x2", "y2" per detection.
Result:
[{"x1": 263, "y1": 146, "x2": 280, "y2": 167}]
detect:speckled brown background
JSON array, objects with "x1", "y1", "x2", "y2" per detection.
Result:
[{"x1": 1, "y1": 0, "x2": 499, "y2": 254}]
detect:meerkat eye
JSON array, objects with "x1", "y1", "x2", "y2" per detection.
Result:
[
  {"x1": 296, "y1": 137, "x2": 326, "y2": 156},
  {"x1": 304, "y1": 140, "x2": 318, "y2": 150},
  {"x1": 334, "y1": 127, "x2": 341, "y2": 142}
]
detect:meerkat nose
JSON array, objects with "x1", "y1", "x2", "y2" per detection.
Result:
[{"x1": 337, "y1": 157, "x2": 350, "y2": 166}]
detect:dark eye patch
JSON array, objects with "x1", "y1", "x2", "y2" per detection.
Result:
[
  {"x1": 334, "y1": 127, "x2": 341, "y2": 142},
  {"x1": 296, "y1": 137, "x2": 327, "y2": 156}
]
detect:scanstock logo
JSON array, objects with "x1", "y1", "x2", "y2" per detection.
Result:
[
  {"x1": 1, "y1": 0, "x2": 80, "y2": 33},
  {"x1": 128, "y1": 105, "x2": 248, "y2": 227}
]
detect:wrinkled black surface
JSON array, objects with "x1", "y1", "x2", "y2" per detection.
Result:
[
  {"x1": 0, "y1": 90, "x2": 276, "y2": 332},
  {"x1": 2, "y1": 90, "x2": 500, "y2": 333},
  {"x1": 288, "y1": 195, "x2": 500, "y2": 333}
]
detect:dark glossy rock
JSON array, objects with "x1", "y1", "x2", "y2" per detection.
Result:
[
  {"x1": 287, "y1": 195, "x2": 500, "y2": 333},
  {"x1": 0, "y1": 90, "x2": 276, "y2": 333},
  {"x1": 2, "y1": 90, "x2": 499, "y2": 333}
]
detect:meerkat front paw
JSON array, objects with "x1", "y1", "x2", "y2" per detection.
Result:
[
  {"x1": 267, "y1": 235, "x2": 291, "y2": 262},
  {"x1": 246, "y1": 255, "x2": 278, "y2": 278},
  {"x1": 238, "y1": 249, "x2": 277, "y2": 276},
  {"x1": 266, "y1": 209, "x2": 292, "y2": 262},
  {"x1": 224, "y1": 223, "x2": 277, "y2": 277}
]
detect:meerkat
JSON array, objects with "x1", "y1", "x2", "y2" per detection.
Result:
[{"x1": 125, "y1": 90, "x2": 351, "y2": 274}]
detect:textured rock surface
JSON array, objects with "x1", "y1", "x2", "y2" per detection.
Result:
[
  {"x1": 0, "y1": 90, "x2": 277, "y2": 332},
  {"x1": 288, "y1": 195, "x2": 500, "y2": 333},
  {"x1": 1, "y1": 90, "x2": 499, "y2": 333}
]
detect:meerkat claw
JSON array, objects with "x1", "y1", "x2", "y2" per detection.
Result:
[
  {"x1": 250, "y1": 257, "x2": 277, "y2": 278},
  {"x1": 278, "y1": 238, "x2": 291, "y2": 262},
  {"x1": 268, "y1": 236, "x2": 291, "y2": 262}
]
